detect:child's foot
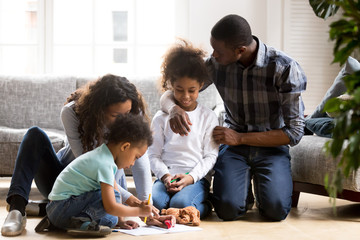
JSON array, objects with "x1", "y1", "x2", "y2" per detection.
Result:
[
  {"x1": 35, "y1": 215, "x2": 58, "y2": 232},
  {"x1": 66, "y1": 217, "x2": 111, "y2": 237}
]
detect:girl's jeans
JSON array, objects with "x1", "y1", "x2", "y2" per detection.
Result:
[
  {"x1": 212, "y1": 144, "x2": 292, "y2": 221},
  {"x1": 152, "y1": 178, "x2": 211, "y2": 219},
  {"x1": 47, "y1": 189, "x2": 121, "y2": 229}
]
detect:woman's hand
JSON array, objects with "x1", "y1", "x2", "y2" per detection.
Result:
[
  {"x1": 145, "y1": 215, "x2": 176, "y2": 228},
  {"x1": 116, "y1": 218, "x2": 139, "y2": 230}
]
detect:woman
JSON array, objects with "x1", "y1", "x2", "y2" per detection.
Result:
[{"x1": 1, "y1": 74, "x2": 153, "y2": 236}]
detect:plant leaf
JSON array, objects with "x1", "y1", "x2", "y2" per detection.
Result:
[
  {"x1": 309, "y1": 0, "x2": 340, "y2": 19},
  {"x1": 324, "y1": 97, "x2": 343, "y2": 113}
]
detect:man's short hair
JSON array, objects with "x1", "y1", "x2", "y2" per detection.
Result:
[{"x1": 211, "y1": 14, "x2": 253, "y2": 49}]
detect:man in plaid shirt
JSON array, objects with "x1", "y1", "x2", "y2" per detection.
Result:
[{"x1": 161, "y1": 14, "x2": 306, "y2": 221}]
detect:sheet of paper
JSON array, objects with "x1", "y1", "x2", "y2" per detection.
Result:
[{"x1": 113, "y1": 224, "x2": 202, "y2": 236}]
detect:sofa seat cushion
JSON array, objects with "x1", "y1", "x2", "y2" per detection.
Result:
[
  {"x1": 290, "y1": 135, "x2": 360, "y2": 192},
  {"x1": 0, "y1": 127, "x2": 65, "y2": 176}
]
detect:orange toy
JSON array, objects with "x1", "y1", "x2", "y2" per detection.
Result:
[{"x1": 160, "y1": 206, "x2": 200, "y2": 226}]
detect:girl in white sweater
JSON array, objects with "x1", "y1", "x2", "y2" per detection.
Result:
[{"x1": 148, "y1": 40, "x2": 219, "y2": 218}]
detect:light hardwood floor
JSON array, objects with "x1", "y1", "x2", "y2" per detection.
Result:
[{"x1": 1, "y1": 177, "x2": 359, "y2": 240}]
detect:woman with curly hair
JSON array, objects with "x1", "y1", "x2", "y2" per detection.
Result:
[{"x1": 2, "y1": 74, "x2": 154, "y2": 237}]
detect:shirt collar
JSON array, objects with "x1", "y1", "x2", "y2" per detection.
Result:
[
  {"x1": 239, "y1": 36, "x2": 266, "y2": 69},
  {"x1": 253, "y1": 36, "x2": 267, "y2": 68}
]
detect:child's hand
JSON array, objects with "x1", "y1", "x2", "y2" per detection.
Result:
[
  {"x1": 167, "y1": 174, "x2": 194, "y2": 193},
  {"x1": 116, "y1": 219, "x2": 139, "y2": 230},
  {"x1": 139, "y1": 204, "x2": 160, "y2": 222},
  {"x1": 151, "y1": 205, "x2": 160, "y2": 218},
  {"x1": 161, "y1": 174, "x2": 173, "y2": 189},
  {"x1": 138, "y1": 201, "x2": 152, "y2": 217}
]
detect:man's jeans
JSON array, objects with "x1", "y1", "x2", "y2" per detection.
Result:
[
  {"x1": 47, "y1": 189, "x2": 121, "y2": 229},
  {"x1": 152, "y1": 178, "x2": 211, "y2": 218},
  {"x1": 212, "y1": 144, "x2": 292, "y2": 221}
]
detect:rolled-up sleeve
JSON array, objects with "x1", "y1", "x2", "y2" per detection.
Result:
[{"x1": 279, "y1": 61, "x2": 307, "y2": 146}]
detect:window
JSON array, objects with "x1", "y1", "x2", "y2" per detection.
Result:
[
  {"x1": 0, "y1": 0, "x2": 39, "y2": 74},
  {"x1": 0, "y1": 0, "x2": 181, "y2": 76}
]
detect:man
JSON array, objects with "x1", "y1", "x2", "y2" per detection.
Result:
[{"x1": 160, "y1": 14, "x2": 306, "y2": 221}]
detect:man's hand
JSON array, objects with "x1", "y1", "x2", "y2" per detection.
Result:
[
  {"x1": 169, "y1": 105, "x2": 192, "y2": 136},
  {"x1": 213, "y1": 126, "x2": 242, "y2": 145}
]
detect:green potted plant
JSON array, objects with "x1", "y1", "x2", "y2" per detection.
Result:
[{"x1": 309, "y1": 0, "x2": 360, "y2": 204}]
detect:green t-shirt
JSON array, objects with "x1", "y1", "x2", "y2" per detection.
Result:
[{"x1": 49, "y1": 143, "x2": 117, "y2": 201}]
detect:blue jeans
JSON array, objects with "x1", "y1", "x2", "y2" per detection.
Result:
[
  {"x1": 305, "y1": 117, "x2": 334, "y2": 138},
  {"x1": 152, "y1": 178, "x2": 211, "y2": 219},
  {"x1": 6, "y1": 126, "x2": 65, "y2": 204},
  {"x1": 212, "y1": 144, "x2": 292, "y2": 221},
  {"x1": 46, "y1": 189, "x2": 121, "y2": 229}
]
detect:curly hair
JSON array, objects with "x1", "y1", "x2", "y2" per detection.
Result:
[
  {"x1": 106, "y1": 113, "x2": 153, "y2": 147},
  {"x1": 160, "y1": 39, "x2": 208, "y2": 91},
  {"x1": 65, "y1": 74, "x2": 149, "y2": 153}
]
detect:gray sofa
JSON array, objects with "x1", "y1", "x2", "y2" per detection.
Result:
[
  {"x1": 290, "y1": 135, "x2": 360, "y2": 206},
  {"x1": 290, "y1": 56, "x2": 360, "y2": 206},
  {"x1": 0, "y1": 74, "x2": 222, "y2": 177}
]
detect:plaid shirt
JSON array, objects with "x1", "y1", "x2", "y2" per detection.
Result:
[{"x1": 205, "y1": 37, "x2": 307, "y2": 146}]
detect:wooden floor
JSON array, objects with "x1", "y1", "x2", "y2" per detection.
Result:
[{"x1": 1, "y1": 177, "x2": 359, "y2": 240}]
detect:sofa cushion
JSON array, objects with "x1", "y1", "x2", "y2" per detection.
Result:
[
  {"x1": 0, "y1": 75, "x2": 76, "y2": 130},
  {"x1": 75, "y1": 76, "x2": 97, "y2": 89},
  {"x1": 290, "y1": 135, "x2": 360, "y2": 191},
  {"x1": 128, "y1": 76, "x2": 162, "y2": 119},
  {"x1": 0, "y1": 127, "x2": 65, "y2": 176}
]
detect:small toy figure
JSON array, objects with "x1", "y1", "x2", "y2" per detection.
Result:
[{"x1": 164, "y1": 219, "x2": 173, "y2": 229}]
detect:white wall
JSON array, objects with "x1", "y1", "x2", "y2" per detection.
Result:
[{"x1": 184, "y1": 0, "x2": 269, "y2": 53}]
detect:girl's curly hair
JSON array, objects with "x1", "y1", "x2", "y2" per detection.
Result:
[
  {"x1": 161, "y1": 39, "x2": 208, "y2": 91},
  {"x1": 65, "y1": 74, "x2": 149, "y2": 153}
]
